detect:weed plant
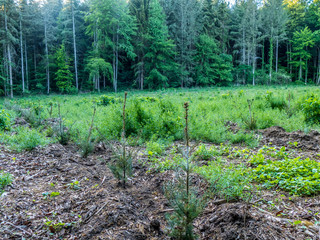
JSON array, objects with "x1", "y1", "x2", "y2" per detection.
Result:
[
  {"x1": 250, "y1": 156, "x2": 320, "y2": 196},
  {"x1": 0, "y1": 171, "x2": 12, "y2": 195},
  {"x1": 0, "y1": 109, "x2": 11, "y2": 131},
  {"x1": 0, "y1": 126, "x2": 50, "y2": 151},
  {"x1": 54, "y1": 104, "x2": 75, "y2": 145},
  {"x1": 195, "y1": 162, "x2": 251, "y2": 201},
  {"x1": 78, "y1": 107, "x2": 97, "y2": 158}
]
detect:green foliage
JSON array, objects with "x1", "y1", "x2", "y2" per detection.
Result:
[
  {"x1": 144, "y1": 0, "x2": 179, "y2": 89},
  {"x1": 194, "y1": 34, "x2": 233, "y2": 86},
  {"x1": 165, "y1": 102, "x2": 205, "y2": 240},
  {"x1": 251, "y1": 157, "x2": 320, "y2": 196},
  {"x1": 54, "y1": 44, "x2": 74, "y2": 93},
  {"x1": 67, "y1": 180, "x2": 80, "y2": 190},
  {"x1": 266, "y1": 94, "x2": 288, "y2": 111},
  {"x1": 165, "y1": 177, "x2": 205, "y2": 239},
  {"x1": 85, "y1": 58, "x2": 113, "y2": 90},
  {"x1": 193, "y1": 144, "x2": 216, "y2": 160},
  {"x1": 0, "y1": 109, "x2": 11, "y2": 131},
  {"x1": 146, "y1": 141, "x2": 165, "y2": 156},
  {"x1": 303, "y1": 96, "x2": 320, "y2": 124},
  {"x1": 0, "y1": 127, "x2": 50, "y2": 152},
  {"x1": 98, "y1": 95, "x2": 118, "y2": 106},
  {"x1": 195, "y1": 161, "x2": 251, "y2": 201},
  {"x1": 0, "y1": 171, "x2": 12, "y2": 195},
  {"x1": 109, "y1": 142, "x2": 134, "y2": 185},
  {"x1": 147, "y1": 148, "x2": 184, "y2": 172}
]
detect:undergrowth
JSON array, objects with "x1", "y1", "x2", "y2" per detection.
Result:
[
  {"x1": 250, "y1": 156, "x2": 320, "y2": 196},
  {"x1": 0, "y1": 171, "x2": 12, "y2": 195}
]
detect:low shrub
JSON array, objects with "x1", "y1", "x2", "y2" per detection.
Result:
[
  {"x1": 146, "y1": 141, "x2": 165, "y2": 156},
  {"x1": 98, "y1": 95, "x2": 118, "y2": 106},
  {"x1": 303, "y1": 96, "x2": 320, "y2": 124},
  {"x1": 0, "y1": 171, "x2": 12, "y2": 195},
  {"x1": 0, "y1": 109, "x2": 11, "y2": 131},
  {"x1": 0, "y1": 127, "x2": 50, "y2": 151},
  {"x1": 250, "y1": 157, "x2": 320, "y2": 196},
  {"x1": 195, "y1": 161, "x2": 251, "y2": 201}
]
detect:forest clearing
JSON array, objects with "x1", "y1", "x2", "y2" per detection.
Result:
[{"x1": 1, "y1": 86, "x2": 320, "y2": 239}]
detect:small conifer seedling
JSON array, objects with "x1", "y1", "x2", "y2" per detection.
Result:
[
  {"x1": 109, "y1": 92, "x2": 135, "y2": 188},
  {"x1": 165, "y1": 102, "x2": 205, "y2": 240}
]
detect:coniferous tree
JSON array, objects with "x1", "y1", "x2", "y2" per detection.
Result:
[
  {"x1": 54, "y1": 44, "x2": 73, "y2": 93},
  {"x1": 194, "y1": 34, "x2": 233, "y2": 86},
  {"x1": 144, "y1": 0, "x2": 178, "y2": 89},
  {"x1": 291, "y1": 27, "x2": 315, "y2": 82},
  {"x1": 161, "y1": 0, "x2": 202, "y2": 87},
  {"x1": 0, "y1": 0, "x2": 18, "y2": 98},
  {"x1": 129, "y1": 0, "x2": 150, "y2": 90}
]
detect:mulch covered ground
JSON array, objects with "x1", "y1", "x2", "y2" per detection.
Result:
[{"x1": 1, "y1": 127, "x2": 320, "y2": 239}]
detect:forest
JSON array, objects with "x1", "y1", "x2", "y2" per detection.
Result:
[{"x1": 1, "y1": 0, "x2": 320, "y2": 97}]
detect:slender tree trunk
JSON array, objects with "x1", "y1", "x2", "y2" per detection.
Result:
[
  {"x1": 140, "y1": 60, "x2": 144, "y2": 90},
  {"x1": 180, "y1": 2, "x2": 185, "y2": 88},
  {"x1": 299, "y1": 57, "x2": 302, "y2": 81},
  {"x1": 305, "y1": 59, "x2": 308, "y2": 84},
  {"x1": 242, "y1": 28, "x2": 246, "y2": 85},
  {"x1": 262, "y1": 39, "x2": 265, "y2": 72},
  {"x1": 269, "y1": 37, "x2": 273, "y2": 84},
  {"x1": 317, "y1": 48, "x2": 320, "y2": 85},
  {"x1": 44, "y1": 18, "x2": 50, "y2": 94},
  {"x1": 72, "y1": 1, "x2": 78, "y2": 90},
  {"x1": 116, "y1": 31, "x2": 119, "y2": 92},
  {"x1": 3, "y1": 46, "x2": 8, "y2": 97},
  {"x1": 4, "y1": 6, "x2": 13, "y2": 98},
  {"x1": 34, "y1": 47, "x2": 37, "y2": 78},
  {"x1": 25, "y1": 41, "x2": 28, "y2": 90},
  {"x1": 112, "y1": 29, "x2": 118, "y2": 93},
  {"x1": 289, "y1": 44, "x2": 292, "y2": 75},
  {"x1": 7, "y1": 45, "x2": 13, "y2": 98},
  {"x1": 20, "y1": 18, "x2": 25, "y2": 93},
  {"x1": 275, "y1": 37, "x2": 279, "y2": 73}
]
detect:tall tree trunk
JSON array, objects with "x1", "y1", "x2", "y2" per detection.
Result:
[
  {"x1": 4, "y1": 5, "x2": 13, "y2": 98},
  {"x1": 34, "y1": 47, "x2": 37, "y2": 78},
  {"x1": 72, "y1": 0, "x2": 78, "y2": 90},
  {"x1": 289, "y1": 44, "x2": 292, "y2": 75},
  {"x1": 7, "y1": 45, "x2": 13, "y2": 98},
  {"x1": 275, "y1": 37, "x2": 279, "y2": 73},
  {"x1": 305, "y1": 59, "x2": 308, "y2": 84},
  {"x1": 317, "y1": 48, "x2": 320, "y2": 85},
  {"x1": 25, "y1": 41, "x2": 28, "y2": 90},
  {"x1": 20, "y1": 18, "x2": 25, "y2": 93},
  {"x1": 262, "y1": 39, "x2": 265, "y2": 72},
  {"x1": 3, "y1": 46, "x2": 7, "y2": 97},
  {"x1": 269, "y1": 37, "x2": 273, "y2": 84},
  {"x1": 44, "y1": 18, "x2": 50, "y2": 94},
  {"x1": 112, "y1": 28, "x2": 119, "y2": 93},
  {"x1": 299, "y1": 57, "x2": 302, "y2": 81}
]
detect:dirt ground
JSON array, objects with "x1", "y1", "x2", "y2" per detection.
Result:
[{"x1": 1, "y1": 127, "x2": 320, "y2": 239}]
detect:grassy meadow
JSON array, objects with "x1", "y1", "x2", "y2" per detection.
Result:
[{"x1": 0, "y1": 85, "x2": 318, "y2": 151}]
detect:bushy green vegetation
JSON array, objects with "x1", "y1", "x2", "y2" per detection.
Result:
[
  {"x1": 0, "y1": 109, "x2": 11, "y2": 131},
  {"x1": 0, "y1": 126, "x2": 50, "y2": 152},
  {"x1": 195, "y1": 161, "x2": 251, "y2": 201},
  {"x1": 0, "y1": 171, "x2": 12, "y2": 195},
  {"x1": 1, "y1": 85, "x2": 319, "y2": 151},
  {"x1": 250, "y1": 156, "x2": 320, "y2": 196}
]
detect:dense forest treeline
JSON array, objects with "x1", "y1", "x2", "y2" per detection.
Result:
[{"x1": 0, "y1": 0, "x2": 320, "y2": 97}]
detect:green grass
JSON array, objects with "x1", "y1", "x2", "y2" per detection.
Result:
[{"x1": 1, "y1": 85, "x2": 320, "y2": 148}]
